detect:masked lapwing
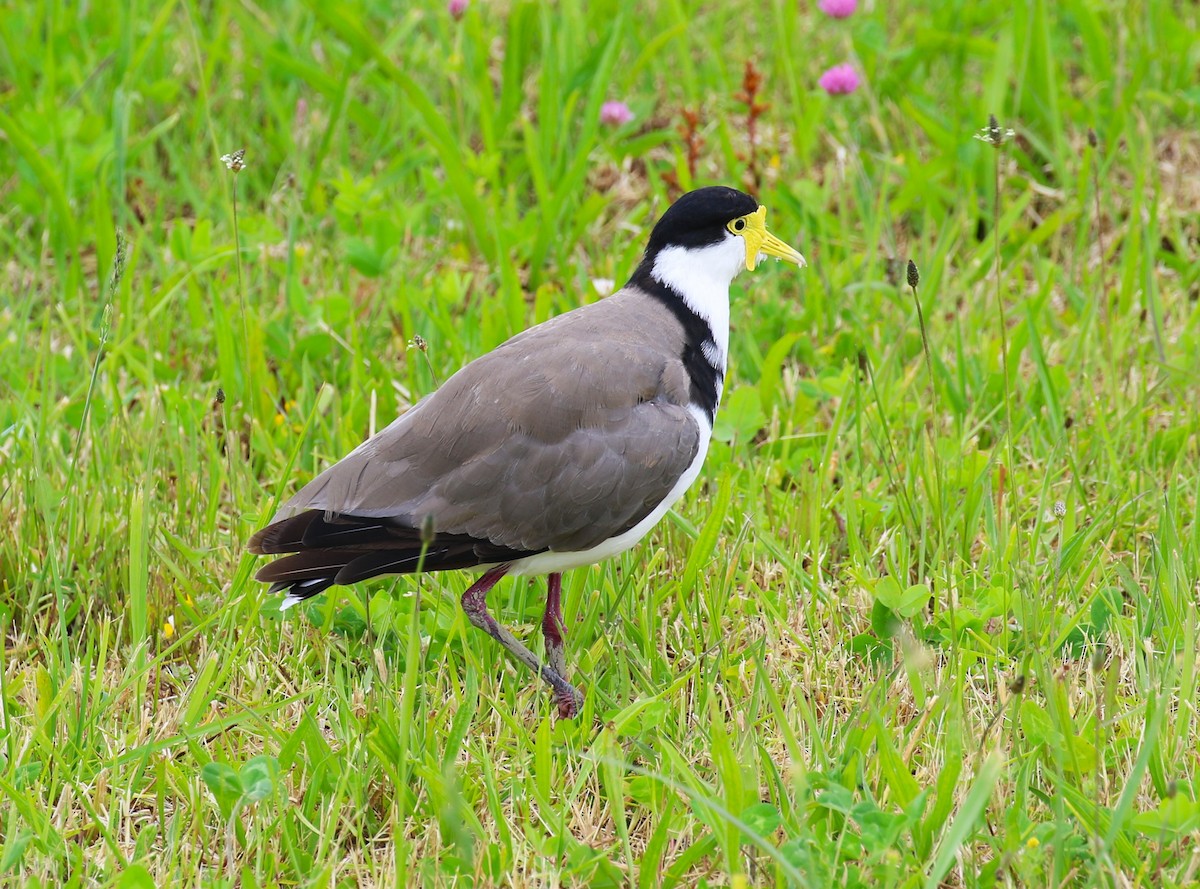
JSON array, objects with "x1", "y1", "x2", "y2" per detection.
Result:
[{"x1": 249, "y1": 186, "x2": 805, "y2": 717}]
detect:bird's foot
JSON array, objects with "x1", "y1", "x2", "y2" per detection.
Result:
[{"x1": 554, "y1": 683, "x2": 584, "y2": 719}]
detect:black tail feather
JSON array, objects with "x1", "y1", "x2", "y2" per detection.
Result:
[
  {"x1": 250, "y1": 509, "x2": 544, "y2": 602},
  {"x1": 268, "y1": 577, "x2": 337, "y2": 600}
]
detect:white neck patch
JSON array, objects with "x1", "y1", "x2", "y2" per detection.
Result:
[{"x1": 648, "y1": 234, "x2": 745, "y2": 366}]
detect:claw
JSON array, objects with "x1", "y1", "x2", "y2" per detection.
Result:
[{"x1": 555, "y1": 684, "x2": 584, "y2": 719}]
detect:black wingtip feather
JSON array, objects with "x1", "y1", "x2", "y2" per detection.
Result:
[{"x1": 248, "y1": 511, "x2": 321, "y2": 554}]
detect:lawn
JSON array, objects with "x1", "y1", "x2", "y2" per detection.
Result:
[{"x1": 2, "y1": 0, "x2": 1199, "y2": 885}]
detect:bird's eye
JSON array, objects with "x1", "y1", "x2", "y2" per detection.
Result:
[{"x1": 731, "y1": 217, "x2": 747, "y2": 233}]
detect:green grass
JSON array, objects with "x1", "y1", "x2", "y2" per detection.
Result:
[{"x1": 2, "y1": 0, "x2": 1199, "y2": 885}]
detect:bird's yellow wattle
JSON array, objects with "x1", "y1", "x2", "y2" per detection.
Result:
[{"x1": 729, "y1": 205, "x2": 806, "y2": 271}]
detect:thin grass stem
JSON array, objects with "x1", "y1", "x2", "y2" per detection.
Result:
[{"x1": 907, "y1": 260, "x2": 955, "y2": 662}]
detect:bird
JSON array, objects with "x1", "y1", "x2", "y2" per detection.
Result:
[{"x1": 248, "y1": 186, "x2": 805, "y2": 717}]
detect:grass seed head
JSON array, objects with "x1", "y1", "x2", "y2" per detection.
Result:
[
  {"x1": 975, "y1": 115, "x2": 1014, "y2": 148},
  {"x1": 420, "y1": 513, "x2": 437, "y2": 545},
  {"x1": 220, "y1": 148, "x2": 247, "y2": 172}
]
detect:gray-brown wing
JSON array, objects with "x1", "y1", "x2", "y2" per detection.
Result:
[{"x1": 271, "y1": 292, "x2": 700, "y2": 552}]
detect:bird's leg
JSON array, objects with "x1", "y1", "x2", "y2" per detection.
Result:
[
  {"x1": 541, "y1": 572, "x2": 568, "y2": 679},
  {"x1": 460, "y1": 567, "x2": 584, "y2": 718}
]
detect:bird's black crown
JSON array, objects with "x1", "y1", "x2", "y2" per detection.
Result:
[{"x1": 643, "y1": 186, "x2": 760, "y2": 256}]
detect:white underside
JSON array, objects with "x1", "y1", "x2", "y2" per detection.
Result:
[{"x1": 505, "y1": 404, "x2": 713, "y2": 576}]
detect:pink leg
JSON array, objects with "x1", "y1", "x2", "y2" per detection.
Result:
[
  {"x1": 461, "y1": 567, "x2": 582, "y2": 718},
  {"x1": 541, "y1": 573, "x2": 568, "y2": 679}
]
